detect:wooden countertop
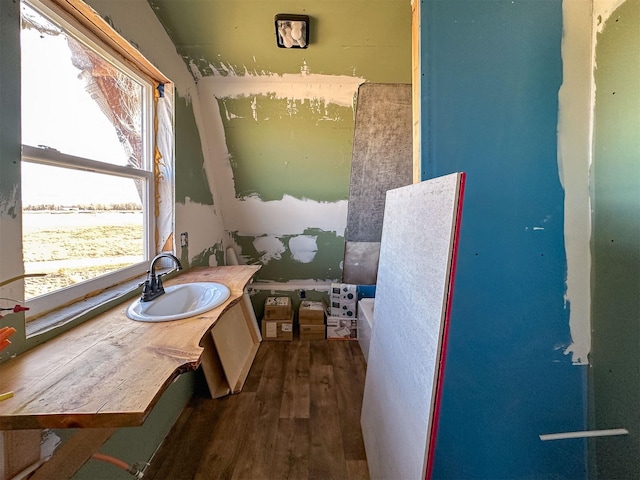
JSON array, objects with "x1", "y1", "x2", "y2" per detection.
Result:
[{"x1": 0, "y1": 266, "x2": 260, "y2": 430}]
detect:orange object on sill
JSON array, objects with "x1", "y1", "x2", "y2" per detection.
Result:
[{"x1": 0, "y1": 326, "x2": 17, "y2": 350}]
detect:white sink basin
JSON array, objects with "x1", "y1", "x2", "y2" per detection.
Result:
[{"x1": 126, "y1": 282, "x2": 231, "y2": 322}]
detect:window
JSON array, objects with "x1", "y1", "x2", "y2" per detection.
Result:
[{"x1": 20, "y1": 0, "x2": 171, "y2": 321}]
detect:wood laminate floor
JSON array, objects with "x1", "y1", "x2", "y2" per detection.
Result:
[{"x1": 145, "y1": 338, "x2": 369, "y2": 480}]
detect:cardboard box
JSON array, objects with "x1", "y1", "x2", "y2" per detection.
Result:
[
  {"x1": 262, "y1": 312, "x2": 294, "y2": 341},
  {"x1": 264, "y1": 296, "x2": 292, "y2": 320},
  {"x1": 330, "y1": 283, "x2": 358, "y2": 301},
  {"x1": 330, "y1": 299, "x2": 357, "y2": 318},
  {"x1": 327, "y1": 317, "x2": 358, "y2": 339},
  {"x1": 299, "y1": 323, "x2": 326, "y2": 341},
  {"x1": 299, "y1": 300, "x2": 327, "y2": 325}
]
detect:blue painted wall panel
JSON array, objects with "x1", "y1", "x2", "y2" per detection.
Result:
[{"x1": 421, "y1": 1, "x2": 587, "y2": 478}]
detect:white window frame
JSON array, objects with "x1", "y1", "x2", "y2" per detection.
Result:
[{"x1": 21, "y1": 0, "x2": 160, "y2": 320}]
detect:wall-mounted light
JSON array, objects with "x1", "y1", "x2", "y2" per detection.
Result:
[{"x1": 275, "y1": 14, "x2": 309, "y2": 49}]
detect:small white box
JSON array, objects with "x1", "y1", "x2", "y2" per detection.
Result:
[
  {"x1": 330, "y1": 299, "x2": 357, "y2": 318},
  {"x1": 330, "y1": 283, "x2": 357, "y2": 302},
  {"x1": 327, "y1": 316, "x2": 358, "y2": 339}
]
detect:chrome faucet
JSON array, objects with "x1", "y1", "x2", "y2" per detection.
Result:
[{"x1": 140, "y1": 253, "x2": 183, "y2": 302}]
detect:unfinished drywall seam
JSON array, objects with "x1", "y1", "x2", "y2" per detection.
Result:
[
  {"x1": 559, "y1": 0, "x2": 628, "y2": 365},
  {"x1": 558, "y1": 0, "x2": 595, "y2": 365}
]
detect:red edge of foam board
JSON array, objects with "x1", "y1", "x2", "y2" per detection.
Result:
[{"x1": 425, "y1": 172, "x2": 466, "y2": 480}]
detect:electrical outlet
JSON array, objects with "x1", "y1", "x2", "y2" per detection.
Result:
[{"x1": 180, "y1": 232, "x2": 188, "y2": 248}]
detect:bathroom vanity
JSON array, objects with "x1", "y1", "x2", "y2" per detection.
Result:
[{"x1": 0, "y1": 265, "x2": 260, "y2": 479}]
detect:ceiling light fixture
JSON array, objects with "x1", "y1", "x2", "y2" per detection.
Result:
[{"x1": 275, "y1": 14, "x2": 309, "y2": 49}]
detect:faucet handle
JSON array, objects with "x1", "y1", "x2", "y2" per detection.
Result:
[
  {"x1": 140, "y1": 279, "x2": 152, "y2": 301},
  {"x1": 138, "y1": 272, "x2": 151, "y2": 287}
]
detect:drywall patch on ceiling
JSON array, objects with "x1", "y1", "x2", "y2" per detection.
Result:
[
  {"x1": 219, "y1": 96, "x2": 347, "y2": 127},
  {"x1": 198, "y1": 70, "x2": 365, "y2": 108},
  {"x1": 188, "y1": 58, "x2": 203, "y2": 82},
  {"x1": 201, "y1": 69, "x2": 362, "y2": 204}
]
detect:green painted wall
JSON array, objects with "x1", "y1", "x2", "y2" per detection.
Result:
[
  {"x1": 590, "y1": 1, "x2": 640, "y2": 478},
  {"x1": 219, "y1": 96, "x2": 353, "y2": 202},
  {"x1": 148, "y1": 0, "x2": 410, "y2": 81},
  {"x1": 175, "y1": 96, "x2": 214, "y2": 205},
  {"x1": 232, "y1": 229, "x2": 344, "y2": 281}
]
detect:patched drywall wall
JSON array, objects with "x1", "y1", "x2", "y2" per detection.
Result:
[
  {"x1": 148, "y1": 0, "x2": 412, "y2": 285},
  {"x1": 197, "y1": 73, "x2": 364, "y2": 283},
  {"x1": 217, "y1": 96, "x2": 352, "y2": 202},
  {"x1": 559, "y1": 0, "x2": 632, "y2": 368},
  {"x1": 232, "y1": 229, "x2": 343, "y2": 281},
  {"x1": 558, "y1": 0, "x2": 595, "y2": 366}
]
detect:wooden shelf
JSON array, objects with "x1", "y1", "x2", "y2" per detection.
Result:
[
  {"x1": 0, "y1": 266, "x2": 260, "y2": 431},
  {"x1": 199, "y1": 293, "x2": 262, "y2": 399},
  {"x1": 212, "y1": 297, "x2": 261, "y2": 393}
]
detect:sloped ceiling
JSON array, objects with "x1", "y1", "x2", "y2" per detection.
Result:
[{"x1": 148, "y1": 0, "x2": 411, "y2": 81}]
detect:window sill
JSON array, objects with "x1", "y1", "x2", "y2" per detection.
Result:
[{"x1": 26, "y1": 276, "x2": 145, "y2": 339}]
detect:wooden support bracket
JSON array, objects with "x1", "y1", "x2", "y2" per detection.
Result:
[{"x1": 29, "y1": 428, "x2": 116, "y2": 480}]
